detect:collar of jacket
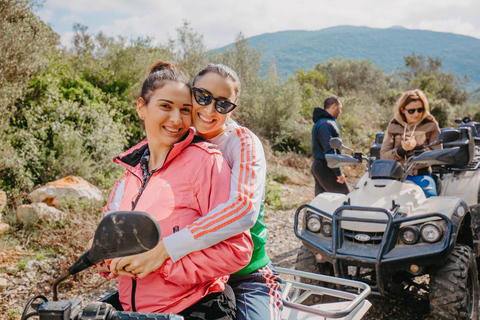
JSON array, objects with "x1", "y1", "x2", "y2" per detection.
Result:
[
  {"x1": 113, "y1": 128, "x2": 195, "y2": 173},
  {"x1": 312, "y1": 107, "x2": 334, "y2": 123}
]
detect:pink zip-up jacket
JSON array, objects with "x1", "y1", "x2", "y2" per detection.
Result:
[{"x1": 111, "y1": 129, "x2": 253, "y2": 314}]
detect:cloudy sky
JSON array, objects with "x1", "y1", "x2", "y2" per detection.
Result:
[{"x1": 36, "y1": 0, "x2": 480, "y2": 49}]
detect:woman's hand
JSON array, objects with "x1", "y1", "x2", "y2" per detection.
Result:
[
  {"x1": 109, "y1": 240, "x2": 170, "y2": 279},
  {"x1": 336, "y1": 174, "x2": 346, "y2": 184},
  {"x1": 88, "y1": 237, "x2": 113, "y2": 274},
  {"x1": 401, "y1": 136, "x2": 417, "y2": 151}
]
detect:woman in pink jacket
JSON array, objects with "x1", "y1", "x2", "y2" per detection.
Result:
[
  {"x1": 106, "y1": 64, "x2": 282, "y2": 319},
  {"x1": 97, "y1": 61, "x2": 252, "y2": 318}
]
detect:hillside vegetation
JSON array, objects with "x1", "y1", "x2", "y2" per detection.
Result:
[
  {"x1": 1, "y1": 0, "x2": 479, "y2": 207},
  {"x1": 228, "y1": 26, "x2": 480, "y2": 93}
]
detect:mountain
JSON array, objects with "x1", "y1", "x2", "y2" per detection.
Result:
[{"x1": 220, "y1": 26, "x2": 480, "y2": 91}]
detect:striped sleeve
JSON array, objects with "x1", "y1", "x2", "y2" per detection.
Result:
[{"x1": 163, "y1": 127, "x2": 266, "y2": 262}]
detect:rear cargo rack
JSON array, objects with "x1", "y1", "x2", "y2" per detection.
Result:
[{"x1": 278, "y1": 267, "x2": 371, "y2": 319}]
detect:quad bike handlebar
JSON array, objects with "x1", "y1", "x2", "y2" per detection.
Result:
[
  {"x1": 22, "y1": 295, "x2": 183, "y2": 320},
  {"x1": 327, "y1": 128, "x2": 472, "y2": 179}
]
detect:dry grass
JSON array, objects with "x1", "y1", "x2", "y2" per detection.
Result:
[
  {"x1": 0, "y1": 197, "x2": 106, "y2": 318},
  {"x1": 264, "y1": 139, "x2": 313, "y2": 187}
]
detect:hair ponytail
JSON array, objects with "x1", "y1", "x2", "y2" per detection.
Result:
[
  {"x1": 149, "y1": 61, "x2": 177, "y2": 75},
  {"x1": 140, "y1": 60, "x2": 189, "y2": 103}
]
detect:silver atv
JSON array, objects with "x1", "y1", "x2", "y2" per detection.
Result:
[{"x1": 294, "y1": 125, "x2": 480, "y2": 319}]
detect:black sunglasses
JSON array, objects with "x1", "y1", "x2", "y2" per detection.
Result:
[
  {"x1": 192, "y1": 87, "x2": 237, "y2": 114},
  {"x1": 405, "y1": 107, "x2": 425, "y2": 114}
]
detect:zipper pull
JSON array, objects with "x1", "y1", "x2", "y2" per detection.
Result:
[{"x1": 173, "y1": 226, "x2": 179, "y2": 233}]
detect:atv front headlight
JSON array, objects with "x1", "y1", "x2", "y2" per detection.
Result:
[
  {"x1": 321, "y1": 220, "x2": 333, "y2": 237},
  {"x1": 420, "y1": 222, "x2": 443, "y2": 243},
  {"x1": 307, "y1": 214, "x2": 321, "y2": 233},
  {"x1": 400, "y1": 226, "x2": 420, "y2": 244}
]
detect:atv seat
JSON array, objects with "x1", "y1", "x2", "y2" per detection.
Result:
[
  {"x1": 371, "y1": 159, "x2": 403, "y2": 180},
  {"x1": 443, "y1": 127, "x2": 475, "y2": 168},
  {"x1": 458, "y1": 123, "x2": 480, "y2": 146},
  {"x1": 369, "y1": 132, "x2": 385, "y2": 160}
]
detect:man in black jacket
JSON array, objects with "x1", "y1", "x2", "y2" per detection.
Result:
[{"x1": 311, "y1": 96, "x2": 349, "y2": 196}]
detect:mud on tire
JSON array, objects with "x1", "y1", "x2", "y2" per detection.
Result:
[
  {"x1": 294, "y1": 245, "x2": 335, "y2": 305},
  {"x1": 430, "y1": 244, "x2": 479, "y2": 319}
]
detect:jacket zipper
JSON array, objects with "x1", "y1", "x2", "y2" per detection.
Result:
[
  {"x1": 131, "y1": 173, "x2": 153, "y2": 311},
  {"x1": 131, "y1": 175, "x2": 151, "y2": 210},
  {"x1": 131, "y1": 278, "x2": 137, "y2": 311},
  {"x1": 126, "y1": 148, "x2": 172, "y2": 312},
  {"x1": 130, "y1": 175, "x2": 149, "y2": 312}
]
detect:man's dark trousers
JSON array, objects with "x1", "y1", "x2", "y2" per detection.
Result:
[{"x1": 311, "y1": 159, "x2": 349, "y2": 196}]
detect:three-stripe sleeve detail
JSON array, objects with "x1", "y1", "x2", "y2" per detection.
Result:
[{"x1": 188, "y1": 128, "x2": 257, "y2": 239}]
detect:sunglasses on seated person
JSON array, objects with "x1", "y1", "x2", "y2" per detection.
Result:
[
  {"x1": 192, "y1": 87, "x2": 237, "y2": 114},
  {"x1": 404, "y1": 107, "x2": 425, "y2": 114}
]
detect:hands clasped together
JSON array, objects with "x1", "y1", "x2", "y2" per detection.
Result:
[
  {"x1": 401, "y1": 136, "x2": 417, "y2": 151},
  {"x1": 92, "y1": 240, "x2": 170, "y2": 280}
]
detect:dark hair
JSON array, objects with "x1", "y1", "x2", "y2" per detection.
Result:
[
  {"x1": 324, "y1": 95, "x2": 341, "y2": 110},
  {"x1": 192, "y1": 63, "x2": 241, "y2": 98},
  {"x1": 140, "y1": 61, "x2": 190, "y2": 104}
]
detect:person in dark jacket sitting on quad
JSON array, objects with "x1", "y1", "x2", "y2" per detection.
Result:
[
  {"x1": 380, "y1": 89, "x2": 441, "y2": 197},
  {"x1": 311, "y1": 95, "x2": 349, "y2": 196}
]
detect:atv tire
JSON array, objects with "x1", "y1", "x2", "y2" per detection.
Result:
[
  {"x1": 430, "y1": 244, "x2": 479, "y2": 319},
  {"x1": 295, "y1": 245, "x2": 335, "y2": 305}
]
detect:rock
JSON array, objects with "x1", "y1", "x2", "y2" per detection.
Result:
[
  {"x1": 0, "y1": 222, "x2": 9, "y2": 235},
  {"x1": 28, "y1": 176, "x2": 103, "y2": 207},
  {"x1": 24, "y1": 260, "x2": 38, "y2": 272},
  {"x1": 0, "y1": 277, "x2": 7, "y2": 290},
  {"x1": 17, "y1": 203, "x2": 65, "y2": 224},
  {"x1": 25, "y1": 271, "x2": 36, "y2": 281},
  {"x1": 0, "y1": 190, "x2": 6, "y2": 214},
  {"x1": 5, "y1": 267, "x2": 17, "y2": 275},
  {"x1": 14, "y1": 278, "x2": 27, "y2": 285}
]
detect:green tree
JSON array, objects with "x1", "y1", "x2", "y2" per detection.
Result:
[
  {"x1": 242, "y1": 63, "x2": 305, "y2": 151},
  {"x1": 0, "y1": 0, "x2": 58, "y2": 108},
  {"x1": 211, "y1": 33, "x2": 263, "y2": 125},
  {"x1": 0, "y1": 0, "x2": 58, "y2": 190},
  {"x1": 400, "y1": 54, "x2": 468, "y2": 106},
  {"x1": 295, "y1": 68, "x2": 327, "y2": 118},
  {"x1": 314, "y1": 57, "x2": 390, "y2": 102},
  {"x1": 171, "y1": 21, "x2": 208, "y2": 79}
]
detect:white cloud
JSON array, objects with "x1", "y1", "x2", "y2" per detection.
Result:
[
  {"x1": 60, "y1": 13, "x2": 83, "y2": 24},
  {"x1": 43, "y1": 0, "x2": 480, "y2": 49},
  {"x1": 45, "y1": 0, "x2": 141, "y2": 14},
  {"x1": 36, "y1": 9, "x2": 53, "y2": 22},
  {"x1": 59, "y1": 31, "x2": 76, "y2": 49},
  {"x1": 417, "y1": 19, "x2": 480, "y2": 39}
]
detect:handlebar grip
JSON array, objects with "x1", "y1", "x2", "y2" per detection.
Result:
[{"x1": 113, "y1": 311, "x2": 184, "y2": 320}]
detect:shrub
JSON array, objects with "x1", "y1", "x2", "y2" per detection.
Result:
[
  {"x1": 2, "y1": 71, "x2": 127, "y2": 191},
  {"x1": 265, "y1": 180, "x2": 284, "y2": 210}
]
